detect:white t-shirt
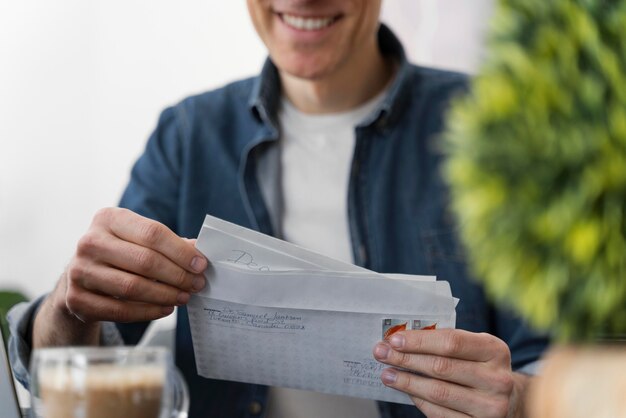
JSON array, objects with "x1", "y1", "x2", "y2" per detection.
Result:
[
  {"x1": 265, "y1": 90, "x2": 388, "y2": 418},
  {"x1": 278, "y1": 90, "x2": 387, "y2": 263}
]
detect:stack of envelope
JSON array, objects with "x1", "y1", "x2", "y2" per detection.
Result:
[{"x1": 188, "y1": 215, "x2": 458, "y2": 405}]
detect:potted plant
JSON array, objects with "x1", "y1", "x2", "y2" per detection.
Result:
[
  {"x1": 444, "y1": 0, "x2": 626, "y2": 416},
  {"x1": 0, "y1": 290, "x2": 28, "y2": 344}
]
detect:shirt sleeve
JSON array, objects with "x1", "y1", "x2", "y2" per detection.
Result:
[
  {"x1": 118, "y1": 105, "x2": 183, "y2": 229},
  {"x1": 7, "y1": 298, "x2": 124, "y2": 390},
  {"x1": 492, "y1": 305, "x2": 551, "y2": 373}
]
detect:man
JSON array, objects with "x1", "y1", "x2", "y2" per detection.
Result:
[{"x1": 9, "y1": 1, "x2": 548, "y2": 417}]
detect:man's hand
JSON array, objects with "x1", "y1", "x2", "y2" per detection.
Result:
[
  {"x1": 34, "y1": 208, "x2": 208, "y2": 347},
  {"x1": 373, "y1": 329, "x2": 530, "y2": 418}
]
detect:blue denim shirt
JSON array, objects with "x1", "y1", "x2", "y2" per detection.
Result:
[{"x1": 8, "y1": 25, "x2": 548, "y2": 418}]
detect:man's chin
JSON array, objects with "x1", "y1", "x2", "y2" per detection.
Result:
[{"x1": 276, "y1": 60, "x2": 336, "y2": 82}]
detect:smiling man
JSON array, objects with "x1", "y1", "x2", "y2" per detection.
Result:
[{"x1": 8, "y1": 1, "x2": 549, "y2": 417}]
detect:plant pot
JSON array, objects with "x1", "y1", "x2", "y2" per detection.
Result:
[{"x1": 528, "y1": 345, "x2": 626, "y2": 418}]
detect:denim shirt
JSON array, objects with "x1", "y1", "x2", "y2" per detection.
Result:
[{"x1": 8, "y1": 25, "x2": 548, "y2": 418}]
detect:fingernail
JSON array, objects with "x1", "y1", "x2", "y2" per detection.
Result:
[
  {"x1": 381, "y1": 369, "x2": 397, "y2": 384},
  {"x1": 161, "y1": 306, "x2": 175, "y2": 315},
  {"x1": 192, "y1": 275, "x2": 206, "y2": 292},
  {"x1": 190, "y1": 256, "x2": 207, "y2": 273},
  {"x1": 374, "y1": 343, "x2": 390, "y2": 360},
  {"x1": 177, "y1": 292, "x2": 190, "y2": 305},
  {"x1": 390, "y1": 334, "x2": 405, "y2": 349}
]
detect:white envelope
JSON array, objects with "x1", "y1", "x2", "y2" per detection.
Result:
[{"x1": 189, "y1": 215, "x2": 458, "y2": 405}]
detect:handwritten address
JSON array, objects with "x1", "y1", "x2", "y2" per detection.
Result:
[{"x1": 204, "y1": 307, "x2": 305, "y2": 331}]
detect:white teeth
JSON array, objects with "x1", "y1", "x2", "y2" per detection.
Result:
[{"x1": 282, "y1": 14, "x2": 335, "y2": 31}]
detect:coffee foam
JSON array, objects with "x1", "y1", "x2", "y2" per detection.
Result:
[{"x1": 39, "y1": 364, "x2": 165, "y2": 390}]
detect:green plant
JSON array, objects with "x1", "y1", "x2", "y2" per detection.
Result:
[
  {"x1": 0, "y1": 291, "x2": 28, "y2": 344},
  {"x1": 444, "y1": 0, "x2": 626, "y2": 341}
]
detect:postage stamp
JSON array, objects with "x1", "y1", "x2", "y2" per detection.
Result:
[{"x1": 382, "y1": 319, "x2": 437, "y2": 340}]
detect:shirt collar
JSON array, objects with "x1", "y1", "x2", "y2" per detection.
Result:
[{"x1": 248, "y1": 23, "x2": 412, "y2": 132}]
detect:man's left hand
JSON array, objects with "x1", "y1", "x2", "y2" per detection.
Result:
[{"x1": 373, "y1": 329, "x2": 529, "y2": 418}]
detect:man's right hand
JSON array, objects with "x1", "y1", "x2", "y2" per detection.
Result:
[{"x1": 33, "y1": 208, "x2": 208, "y2": 348}]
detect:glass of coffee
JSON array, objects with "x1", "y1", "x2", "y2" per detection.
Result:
[{"x1": 30, "y1": 346, "x2": 189, "y2": 418}]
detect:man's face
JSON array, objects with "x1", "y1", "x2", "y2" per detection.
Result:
[{"x1": 247, "y1": 0, "x2": 382, "y2": 81}]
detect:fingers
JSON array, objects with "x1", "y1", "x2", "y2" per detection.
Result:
[
  {"x1": 410, "y1": 396, "x2": 471, "y2": 418},
  {"x1": 374, "y1": 342, "x2": 503, "y2": 390},
  {"x1": 373, "y1": 330, "x2": 516, "y2": 417},
  {"x1": 62, "y1": 208, "x2": 209, "y2": 325},
  {"x1": 75, "y1": 263, "x2": 191, "y2": 306},
  {"x1": 65, "y1": 285, "x2": 175, "y2": 324},
  {"x1": 381, "y1": 368, "x2": 510, "y2": 418},
  {"x1": 97, "y1": 208, "x2": 208, "y2": 274},
  {"x1": 383, "y1": 329, "x2": 511, "y2": 363},
  {"x1": 77, "y1": 232, "x2": 205, "y2": 293}
]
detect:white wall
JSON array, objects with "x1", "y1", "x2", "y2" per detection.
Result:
[
  {"x1": 381, "y1": 0, "x2": 494, "y2": 72},
  {"x1": 0, "y1": 0, "x2": 493, "y2": 299}
]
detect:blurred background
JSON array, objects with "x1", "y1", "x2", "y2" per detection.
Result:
[{"x1": 0, "y1": 0, "x2": 493, "y2": 299}]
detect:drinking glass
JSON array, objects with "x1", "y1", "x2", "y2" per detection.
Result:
[{"x1": 30, "y1": 346, "x2": 189, "y2": 418}]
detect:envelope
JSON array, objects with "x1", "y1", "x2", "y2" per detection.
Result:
[{"x1": 188, "y1": 215, "x2": 458, "y2": 405}]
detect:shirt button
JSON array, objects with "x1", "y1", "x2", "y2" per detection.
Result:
[{"x1": 248, "y1": 401, "x2": 263, "y2": 415}]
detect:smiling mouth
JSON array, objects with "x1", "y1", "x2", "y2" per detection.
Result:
[{"x1": 279, "y1": 13, "x2": 341, "y2": 31}]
